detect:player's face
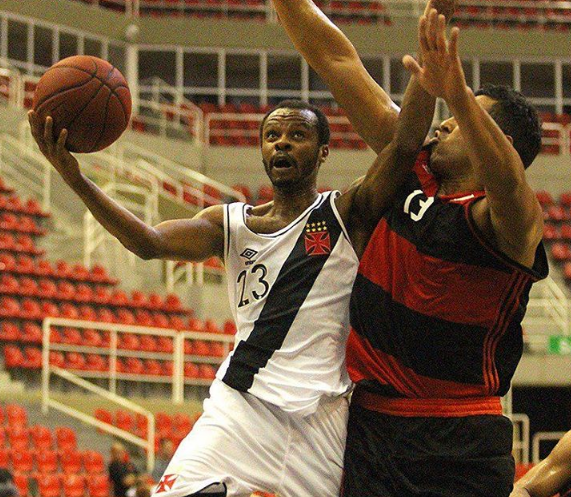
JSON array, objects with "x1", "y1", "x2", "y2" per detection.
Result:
[
  {"x1": 261, "y1": 108, "x2": 326, "y2": 189},
  {"x1": 429, "y1": 95, "x2": 496, "y2": 179}
]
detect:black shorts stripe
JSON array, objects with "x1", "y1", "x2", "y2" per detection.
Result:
[
  {"x1": 350, "y1": 273, "x2": 488, "y2": 384},
  {"x1": 223, "y1": 194, "x2": 343, "y2": 391}
]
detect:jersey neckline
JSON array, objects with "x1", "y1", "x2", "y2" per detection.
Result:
[{"x1": 241, "y1": 193, "x2": 325, "y2": 238}]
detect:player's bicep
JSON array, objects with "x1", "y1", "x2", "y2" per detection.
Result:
[
  {"x1": 325, "y1": 61, "x2": 399, "y2": 153},
  {"x1": 153, "y1": 206, "x2": 225, "y2": 262}
]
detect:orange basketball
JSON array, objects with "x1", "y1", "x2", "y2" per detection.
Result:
[{"x1": 32, "y1": 55, "x2": 132, "y2": 153}]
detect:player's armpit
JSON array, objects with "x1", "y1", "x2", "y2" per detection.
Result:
[{"x1": 152, "y1": 205, "x2": 225, "y2": 262}]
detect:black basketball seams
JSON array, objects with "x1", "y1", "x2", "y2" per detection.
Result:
[
  {"x1": 66, "y1": 80, "x2": 108, "y2": 152},
  {"x1": 34, "y1": 77, "x2": 95, "y2": 111},
  {"x1": 90, "y1": 90, "x2": 114, "y2": 153},
  {"x1": 43, "y1": 64, "x2": 129, "y2": 105}
]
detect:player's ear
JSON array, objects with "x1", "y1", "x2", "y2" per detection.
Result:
[
  {"x1": 319, "y1": 145, "x2": 330, "y2": 163},
  {"x1": 504, "y1": 134, "x2": 514, "y2": 145}
]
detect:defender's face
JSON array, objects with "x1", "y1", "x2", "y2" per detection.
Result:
[
  {"x1": 261, "y1": 108, "x2": 325, "y2": 188},
  {"x1": 430, "y1": 95, "x2": 497, "y2": 177}
]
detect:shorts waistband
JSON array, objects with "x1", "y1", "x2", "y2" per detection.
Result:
[{"x1": 352, "y1": 388, "x2": 503, "y2": 417}]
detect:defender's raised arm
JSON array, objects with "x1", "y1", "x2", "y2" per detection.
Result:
[{"x1": 271, "y1": 0, "x2": 398, "y2": 153}]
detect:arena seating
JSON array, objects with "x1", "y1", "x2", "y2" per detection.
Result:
[
  {"x1": 537, "y1": 190, "x2": 571, "y2": 284},
  {"x1": 0, "y1": 176, "x2": 236, "y2": 387},
  {"x1": 0, "y1": 403, "x2": 111, "y2": 497},
  {"x1": 70, "y1": 0, "x2": 571, "y2": 31}
]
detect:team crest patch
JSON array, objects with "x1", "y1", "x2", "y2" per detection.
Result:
[
  {"x1": 156, "y1": 474, "x2": 178, "y2": 493},
  {"x1": 304, "y1": 221, "x2": 331, "y2": 256}
]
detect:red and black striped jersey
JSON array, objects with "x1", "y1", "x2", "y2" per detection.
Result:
[{"x1": 347, "y1": 150, "x2": 548, "y2": 416}]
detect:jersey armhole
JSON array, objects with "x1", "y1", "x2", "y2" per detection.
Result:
[
  {"x1": 464, "y1": 197, "x2": 548, "y2": 281},
  {"x1": 330, "y1": 191, "x2": 354, "y2": 246},
  {"x1": 223, "y1": 203, "x2": 231, "y2": 266}
]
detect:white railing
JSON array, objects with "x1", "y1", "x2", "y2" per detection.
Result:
[
  {"x1": 531, "y1": 431, "x2": 567, "y2": 463},
  {"x1": 512, "y1": 413, "x2": 531, "y2": 464},
  {"x1": 524, "y1": 275, "x2": 570, "y2": 342},
  {"x1": 118, "y1": 142, "x2": 246, "y2": 205},
  {"x1": 0, "y1": 134, "x2": 52, "y2": 211},
  {"x1": 41, "y1": 316, "x2": 235, "y2": 469},
  {"x1": 0, "y1": 63, "x2": 23, "y2": 108}
]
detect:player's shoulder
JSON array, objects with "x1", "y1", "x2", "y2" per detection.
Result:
[{"x1": 195, "y1": 204, "x2": 225, "y2": 227}]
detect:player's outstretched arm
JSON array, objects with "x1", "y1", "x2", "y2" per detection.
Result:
[
  {"x1": 406, "y1": 20, "x2": 543, "y2": 267},
  {"x1": 28, "y1": 111, "x2": 225, "y2": 262},
  {"x1": 511, "y1": 431, "x2": 571, "y2": 497},
  {"x1": 337, "y1": 11, "x2": 440, "y2": 257},
  {"x1": 271, "y1": 0, "x2": 397, "y2": 153}
]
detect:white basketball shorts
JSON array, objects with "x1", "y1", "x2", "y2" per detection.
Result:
[{"x1": 152, "y1": 379, "x2": 349, "y2": 497}]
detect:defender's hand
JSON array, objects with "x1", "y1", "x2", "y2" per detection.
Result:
[
  {"x1": 402, "y1": 9, "x2": 467, "y2": 104},
  {"x1": 28, "y1": 111, "x2": 82, "y2": 185}
]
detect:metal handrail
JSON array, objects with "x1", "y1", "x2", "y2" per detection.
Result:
[{"x1": 532, "y1": 431, "x2": 567, "y2": 463}]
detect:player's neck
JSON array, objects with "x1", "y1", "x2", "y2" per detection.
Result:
[
  {"x1": 271, "y1": 184, "x2": 319, "y2": 219},
  {"x1": 437, "y1": 175, "x2": 480, "y2": 197}
]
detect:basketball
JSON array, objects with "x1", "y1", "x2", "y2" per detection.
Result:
[{"x1": 32, "y1": 55, "x2": 132, "y2": 153}]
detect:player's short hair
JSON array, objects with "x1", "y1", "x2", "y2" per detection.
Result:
[
  {"x1": 260, "y1": 100, "x2": 330, "y2": 146},
  {"x1": 475, "y1": 84, "x2": 542, "y2": 168}
]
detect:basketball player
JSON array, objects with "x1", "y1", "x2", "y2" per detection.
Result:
[
  {"x1": 274, "y1": 1, "x2": 548, "y2": 495},
  {"x1": 511, "y1": 430, "x2": 571, "y2": 497},
  {"x1": 27, "y1": 7, "x2": 439, "y2": 489}
]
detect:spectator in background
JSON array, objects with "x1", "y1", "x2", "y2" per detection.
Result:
[
  {"x1": 0, "y1": 469, "x2": 17, "y2": 497},
  {"x1": 151, "y1": 439, "x2": 175, "y2": 483},
  {"x1": 108, "y1": 443, "x2": 138, "y2": 497}
]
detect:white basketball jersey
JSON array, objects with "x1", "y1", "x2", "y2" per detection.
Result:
[{"x1": 217, "y1": 191, "x2": 358, "y2": 416}]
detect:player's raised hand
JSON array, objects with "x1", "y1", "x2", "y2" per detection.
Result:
[
  {"x1": 402, "y1": 9, "x2": 467, "y2": 104},
  {"x1": 28, "y1": 111, "x2": 81, "y2": 185}
]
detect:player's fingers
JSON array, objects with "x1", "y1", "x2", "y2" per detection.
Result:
[
  {"x1": 449, "y1": 26, "x2": 460, "y2": 58},
  {"x1": 427, "y1": 8, "x2": 438, "y2": 50},
  {"x1": 418, "y1": 15, "x2": 430, "y2": 54},
  {"x1": 28, "y1": 111, "x2": 40, "y2": 138},
  {"x1": 56, "y1": 129, "x2": 68, "y2": 153},
  {"x1": 402, "y1": 55, "x2": 422, "y2": 76},
  {"x1": 436, "y1": 14, "x2": 447, "y2": 53},
  {"x1": 43, "y1": 116, "x2": 53, "y2": 145}
]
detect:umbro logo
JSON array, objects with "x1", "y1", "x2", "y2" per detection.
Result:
[{"x1": 240, "y1": 248, "x2": 258, "y2": 264}]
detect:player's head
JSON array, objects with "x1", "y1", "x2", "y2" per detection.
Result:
[
  {"x1": 429, "y1": 85, "x2": 542, "y2": 179},
  {"x1": 260, "y1": 100, "x2": 330, "y2": 190}
]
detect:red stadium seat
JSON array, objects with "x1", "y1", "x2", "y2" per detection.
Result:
[
  {"x1": 144, "y1": 359, "x2": 162, "y2": 376},
  {"x1": 111, "y1": 289, "x2": 129, "y2": 305},
  {"x1": 124, "y1": 357, "x2": 144, "y2": 375},
  {"x1": 94, "y1": 408, "x2": 113, "y2": 427},
  {"x1": 16, "y1": 255, "x2": 36, "y2": 275},
  {"x1": 148, "y1": 293, "x2": 163, "y2": 310},
  {"x1": 0, "y1": 297, "x2": 20, "y2": 317},
  {"x1": 564, "y1": 262, "x2": 571, "y2": 281},
  {"x1": 55, "y1": 260, "x2": 72, "y2": 278},
  {"x1": 21, "y1": 298, "x2": 42, "y2": 320},
  {"x1": 89, "y1": 264, "x2": 111, "y2": 283},
  {"x1": 30, "y1": 425, "x2": 53, "y2": 450},
  {"x1": 21, "y1": 323, "x2": 42, "y2": 343},
  {"x1": 78, "y1": 305, "x2": 97, "y2": 321},
  {"x1": 57, "y1": 281, "x2": 76, "y2": 300},
  {"x1": 172, "y1": 413, "x2": 193, "y2": 432},
  {"x1": 35, "y1": 260, "x2": 54, "y2": 276},
  {"x1": 187, "y1": 318, "x2": 204, "y2": 332},
  {"x1": 12, "y1": 472, "x2": 29, "y2": 497},
  {"x1": 184, "y1": 362, "x2": 200, "y2": 378},
  {"x1": 134, "y1": 309, "x2": 154, "y2": 326},
  {"x1": 11, "y1": 448, "x2": 34, "y2": 472},
  {"x1": 88, "y1": 474, "x2": 111, "y2": 497},
  {"x1": 115, "y1": 410, "x2": 134, "y2": 432},
  {"x1": 83, "y1": 450, "x2": 105, "y2": 474},
  {"x1": 38, "y1": 473, "x2": 61, "y2": 497},
  {"x1": 7, "y1": 426, "x2": 30, "y2": 449},
  {"x1": 60, "y1": 449, "x2": 82, "y2": 474},
  {"x1": 0, "y1": 322, "x2": 20, "y2": 341},
  {"x1": 193, "y1": 340, "x2": 211, "y2": 356},
  {"x1": 560, "y1": 192, "x2": 571, "y2": 207},
  {"x1": 156, "y1": 412, "x2": 173, "y2": 435},
  {"x1": 22, "y1": 347, "x2": 42, "y2": 369},
  {"x1": 97, "y1": 307, "x2": 116, "y2": 323},
  {"x1": 82, "y1": 328, "x2": 103, "y2": 347},
  {"x1": 93, "y1": 286, "x2": 111, "y2": 303},
  {"x1": 0, "y1": 448, "x2": 9, "y2": 467},
  {"x1": 72, "y1": 263, "x2": 90, "y2": 281},
  {"x1": 35, "y1": 449, "x2": 58, "y2": 473},
  {"x1": 139, "y1": 335, "x2": 158, "y2": 352},
  {"x1": 63, "y1": 473, "x2": 86, "y2": 497},
  {"x1": 49, "y1": 351, "x2": 65, "y2": 368},
  {"x1": 560, "y1": 224, "x2": 571, "y2": 240},
  {"x1": 551, "y1": 242, "x2": 571, "y2": 261},
  {"x1": 130, "y1": 290, "x2": 147, "y2": 307},
  {"x1": 164, "y1": 293, "x2": 182, "y2": 311},
  {"x1": 199, "y1": 364, "x2": 216, "y2": 380},
  {"x1": 37, "y1": 279, "x2": 57, "y2": 298},
  {"x1": 85, "y1": 354, "x2": 108, "y2": 372},
  {"x1": 41, "y1": 301, "x2": 60, "y2": 318},
  {"x1": 168, "y1": 315, "x2": 186, "y2": 330},
  {"x1": 62, "y1": 327, "x2": 82, "y2": 345},
  {"x1": 547, "y1": 205, "x2": 569, "y2": 222},
  {"x1": 204, "y1": 319, "x2": 221, "y2": 334},
  {"x1": 75, "y1": 283, "x2": 93, "y2": 302},
  {"x1": 60, "y1": 303, "x2": 79, "y2": 319},
  {"x1": 65, "y1": 352, "x2": 86, "y2": 370},
  {"x1": 156, "y1": 336, "x2": 174, "y2": 353},
  {"x1": 117, "y1": 308, "x2": 136, "y2": 325},
  {"x1": 223, "y1": 321, "x2": 236, "y2": 335},
  {"x1": 118, "y1": 332, "x2": 140, "y2": 350},
  {"x1": 19, "y1": 277, "x2": 38, "y2": 296},
  {"x1": 152, "y1": 312, "x2": 170, "y2": 328}
]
